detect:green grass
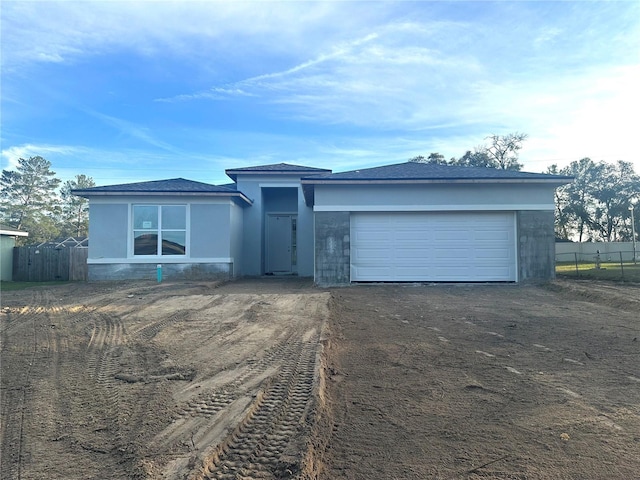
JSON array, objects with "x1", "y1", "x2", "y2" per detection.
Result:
[
  {"x1": 1, "y1": 281, "x2": 71, "y2": 291},
  {"x1": 556, "y1": 262, "x2": 640, "y2": 282}
]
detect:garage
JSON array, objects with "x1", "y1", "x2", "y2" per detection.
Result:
[{"x1": 351, "y1": 211, "x2": 516, "y2": 282}]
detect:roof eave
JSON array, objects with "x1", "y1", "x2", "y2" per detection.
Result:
[
  {"x1": 226, "y1": 169, "x2": 332, "y2": 182},
  {"x1": 72, "y1": 190, "x2": 253, "y2": 205},
  {"x1": 0, "y1": 229, "x2": 29, "y2": 237},
  {"x1": 301, "y1": 177, "x2": 573, "y2": 186}
]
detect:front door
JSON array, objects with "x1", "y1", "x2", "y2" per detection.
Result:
[{"x1": 266, "y1": 215, "x2": 293, "y2": 273}]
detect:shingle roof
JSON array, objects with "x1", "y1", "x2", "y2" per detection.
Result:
[
  {"x1": 300, "y1": 161, "x2": 573, "y2": 206},
  {"x1": 301, "y1": 162, "x2": 572, "y2": 182},
  {"x1": 73, "y1": 178, "x2": 233, "y2": 193},
  {"x1": 72, "y1": 178, "x2": 251, "y2": 204},
  {"x1": 226, "y1": 163, "x2": 331, "y2": 181}
]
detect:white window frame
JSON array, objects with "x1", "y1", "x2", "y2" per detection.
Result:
[{"x1": 130, "y1": 204, "x2": 189, "y2": 257}]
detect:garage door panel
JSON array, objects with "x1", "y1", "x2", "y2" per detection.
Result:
[{"x1": 351, "y1": 212, "x2": 516, "y2": 282}]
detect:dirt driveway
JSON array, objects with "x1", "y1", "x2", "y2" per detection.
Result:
[
  {"x1": 1, "y1": 278, "x2": 328, "y2": 480},
  {"x1": 2, "y1": 278, "x2": 639, "y2": 479},
  {"x1": 315, "y1": 281, "x2": 640, "y2": 479}
]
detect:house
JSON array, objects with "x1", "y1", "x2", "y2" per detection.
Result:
[
  {"x1": 73, "y1": 162, "x2": 572, "y2": 285},
  {"x1": 0, "y1": 224, "x2": 29, "y2": 281}
]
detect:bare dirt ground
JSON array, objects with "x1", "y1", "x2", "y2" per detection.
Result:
[
  {"x1": 314, "y1": 280, "x2": 640, "y2": 480},
  {"x1": 1, "y1": 278, "x2": 328, "y2": 480},
  {"x1": 2, "y1": 278, "x2": 639, "y2": 480}
]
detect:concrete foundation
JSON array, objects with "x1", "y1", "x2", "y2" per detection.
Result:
[
  {"x1": 88, "y1": 263, "x2": 233, "y2": 282},
  {"x1": 314, "y1": 212, "x2": 350, "y2": 286},
  {"x1": 518, "y1": 211, "x2": 556, "y2": 283}
]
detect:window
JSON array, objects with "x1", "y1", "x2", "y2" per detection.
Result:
[{"x1": 133, "y1": 205, "x2": 186, "y2": 256}]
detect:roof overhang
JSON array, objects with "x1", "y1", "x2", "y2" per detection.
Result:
[
  {"x1": 300, "y1": 177, "x2": 574, "y2": 207},
  {"x1": 226, "y1": 169, "x2": 331, "y2": 182},
  {"x1": 0, "y1": 228, "x2": 29, "y2": 237},
  {"x1": 72, "y1": 189, "x2": 253, "y2": 206}
]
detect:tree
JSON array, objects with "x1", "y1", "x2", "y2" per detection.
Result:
[
  {"x1": 552, "y1": 158, "x2": 640, "y2": 241},
  {"x1": 589, "y1": 160, "x2": 639, "y2": 242},
  {"x1": 409, "y1": 153, "x2": 448, "y2": 165},
  {"x1": 410, "y1": 132, "x2": 527, "y2": 171},
  {"x1": 547, "y1": 164, "x2": 573, "y2": 240},
  {"x1": 451, "y1": 150, "x2": 494, "y2": 168},
  {"x1": 426, "y1": 152, "x2": 447, "y2": 165},
  {"x1": 0, "y1": 156, "x2": 61, "y2": 243},
  {"x1": 60, "y1": 174, "x2": 95, "y2": 238},
  {"x1": 480, "y1": 132, "x2": 527, "y2": 171}
]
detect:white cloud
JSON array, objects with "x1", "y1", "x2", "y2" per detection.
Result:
[
  {"x1": 1, "y1": 1, "x2": 375, "y2": 70},
  {"x1": 84, "y1": 111, "x2": 182, "y2": 153},
  {"x1": 1, "y1": 144, "x2": 89, "y2": 170},
  {"x1": 159, "y1": 20, "x2": 482, "y2": 130}
]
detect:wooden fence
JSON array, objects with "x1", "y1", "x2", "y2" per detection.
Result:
[{"x1": 12, "y1": 247, "x2": 88, "y2": 282}]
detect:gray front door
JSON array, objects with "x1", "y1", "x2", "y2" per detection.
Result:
[{"x1": 266, "y1": 215, "x2": 292, "y2": 273}]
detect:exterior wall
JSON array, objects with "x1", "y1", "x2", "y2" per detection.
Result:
[
  {"x1": 518, "y1": 211, "x2": 556, "y2": 283},
  {"x1": 263, "y1": 188, "x2": 297, "y2": 213},
  {"x1": 236, "y1": 177, "x2": 263, "y2": 275},
  {"x1": 314, "y1": 184, "x2": 555, "y2": 211},
  {"x1": 296, "y1": 195, "x2": 315, "y2": 277},
  {"x1": 312, "y1": 185, "x2": 559, "y2": 285},
  {"x1": 190, "y1": 204, "x2": 231, "y2": 258},
  {"x1": 314, "y1": 211, "x2": 350, "y2": 286},
  {"x1": 235, "y1": 174, "x2": 316, "y2": 277},
  {"x1": 86, "y1": 196, "x2": 242, "y2": 281},
  {"x1": 89, "y1": 203, "x2": 129, "y2": 259},
  {"x1": 229, "y1": 202, "x2": 244, "y2": 276},
  {"x1": 1, "y1": 235, "x2": 17, "y2": 281},
  {"x1": 88, "y1": 262, "x2": 232, "y2": 281}
]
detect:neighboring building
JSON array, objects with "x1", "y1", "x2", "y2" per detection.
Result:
[
  {"x1": 0, "y1": 224, "x2": 29, "y2": 281},
  {"x1": 73, "y1": 162, "x2": 572, "y2": 285}
]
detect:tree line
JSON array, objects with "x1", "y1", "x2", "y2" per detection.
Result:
[
  {"x1": 411, "y1": 133, "x2": 639, "y2": 242},
  {"x1": 410, "y1": 133, "x2": 529, "y2": 171},
  {"x1": 1, "y1": 156, "x2": 94, "y2": 245},
  {"x1": 548, "y1": 159, "x2": 639, "y2": 242}
]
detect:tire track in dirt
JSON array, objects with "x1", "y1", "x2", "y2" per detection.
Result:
[
  {"x1": 188, "y1": 332, "x2": 320, "y2": 480},
  {"x1": 0, "y1": 291, "x2": 47, "y2": 480},
  {"x1": 151, "y1": 334, "x2": 302, "y2": 456},
  {"x1": 129, "y1": 295, "x2": 227, "y2": 343},
  {"x1": 177, "y1": 337, "x2": 298, "y2": 419},
  {"x1": 60, "y1": 309, "x2": 131, "y2": 474}
]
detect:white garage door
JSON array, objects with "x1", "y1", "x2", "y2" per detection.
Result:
[{"x1": 351, "y1": 212, "x2": 516, "y2": 282}]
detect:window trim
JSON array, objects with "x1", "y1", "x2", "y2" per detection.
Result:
[{"x1": 130, "y1": 204, "x2": 189, "y2": 258}]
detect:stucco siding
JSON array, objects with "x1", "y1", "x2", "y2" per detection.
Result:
[
  {"x1": 229, "y1": 202, "x2": 244, "y2": 276},
  {"x1": 314, "y1": 184, "x2": 555, "y2": 211},
  {"x1": 296, "y1": 192, "x2": 315, "y2": 277},
  {"x1": 89, "y1": 203, "x2": 128, "y2": 259},
  {"x1": 190, "y1": 204, "x2": 231, "y2": 258},
  {"x1": 236, "y1": 174, "x2": 312, "y2": 276},
  {"x1": 263, "y1": 188, "x2": 297, "y2": 213},
  {"x1": 237, "y1": 179, "x2": 263, "y2": 275}
]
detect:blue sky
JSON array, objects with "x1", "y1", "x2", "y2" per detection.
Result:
[{"x1": 1, "y1": 0, "x2": 639, "y2": 186}]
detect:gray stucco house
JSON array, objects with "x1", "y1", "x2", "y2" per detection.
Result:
[{"x1": 73, "y1": 161, "x2": 571, "y2": 285}]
